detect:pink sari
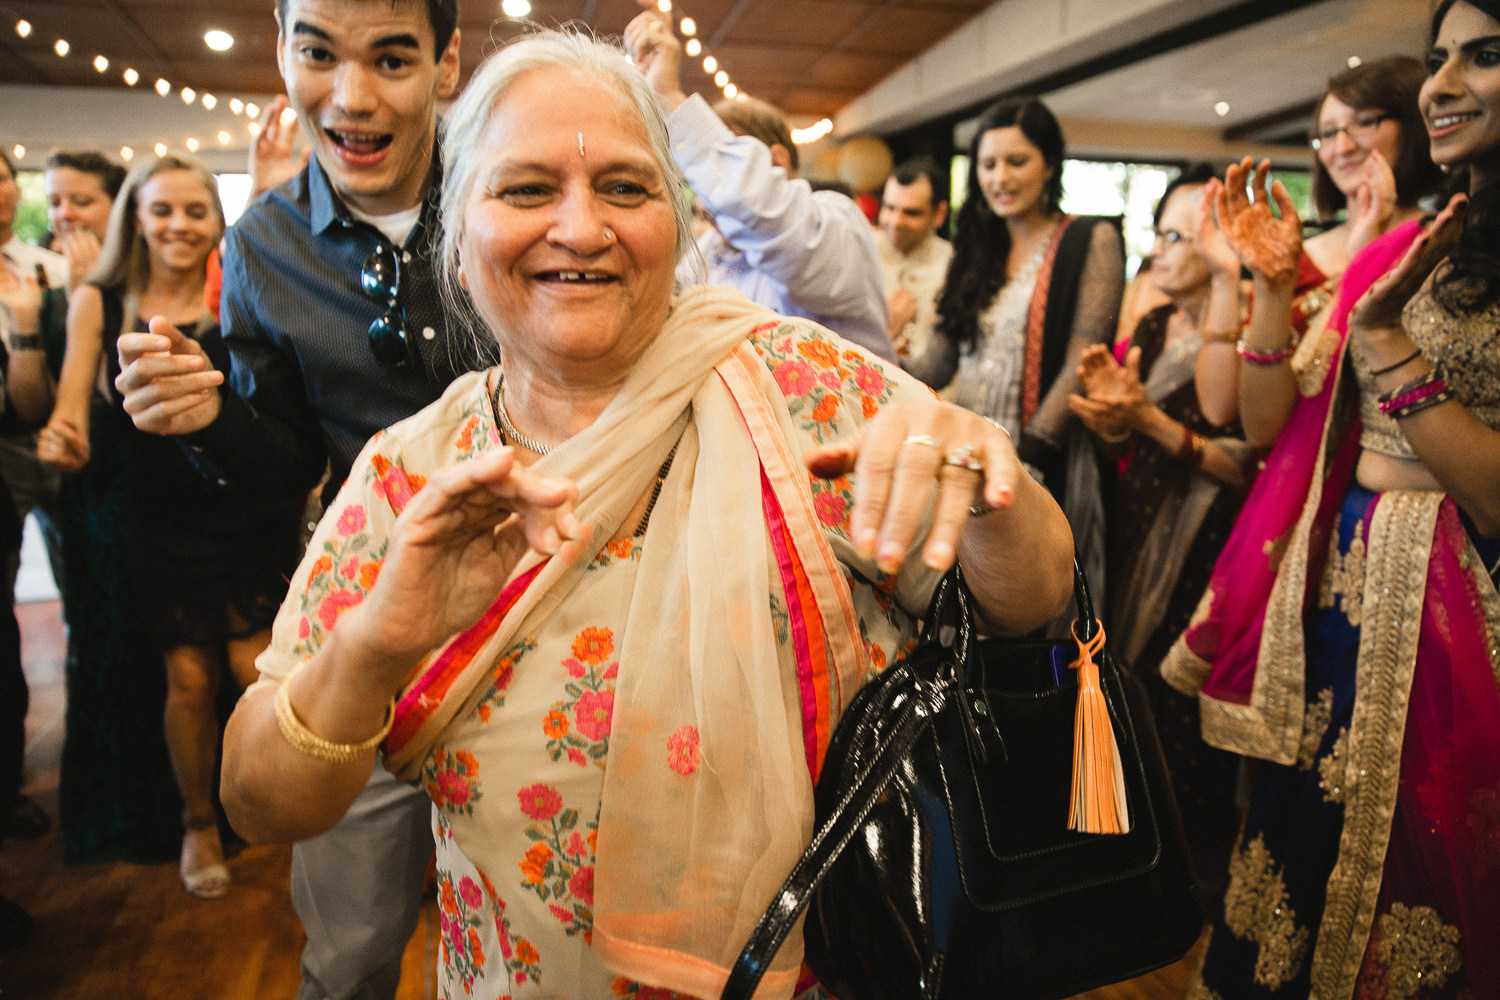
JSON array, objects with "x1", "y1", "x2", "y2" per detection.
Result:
[{"x1": 1163, "y1": 222, "x2": 1500, "y2": 998}]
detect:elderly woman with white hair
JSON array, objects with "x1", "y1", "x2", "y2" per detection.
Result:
[{"x1": 222, "y1": 28, "x2": 1072, "y2": 1000}]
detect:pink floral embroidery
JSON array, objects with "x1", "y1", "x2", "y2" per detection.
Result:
[
  {"x1": 667, "y1": 726, "x2": 700, "y2": 775},
  {"x1": 773, "y1": 359, "x2": 815, "y2": 397},
  {"x1": 370, "y1": 452, "x2": 426, "y2": 511},
  {"x1": 340, "y1": 555, "x2": 359, "y2": 580},
  {"x1": 335, "y1": 505, "x2": 367, "y2": 537},
  {"x1": 517, "y1": 783, "x2": 562, "y2": 822},
  {"x1": 573, "y1": 690, "x2": 614, "y2": 742},
  {"x1": 316, "y1": 588, "x2": 362, "y2": 630},
  {"x1": 813, "y1": 489, "x2": 848, "y2": 528},
  {"x1": 297, "y1": 617, "x2": 311, "y2": 639},
  {"x1": 425, "y1": 749, "x2": 482, "y2": 816},
  {"x1": 517, "y1": 791, "x2": 596, "y2": 940},
  {"x1": 459, "y1": 875, "x2": 483, "y2": 909},
  {"x1": 853, "y1": 362, "x2": 886, "y2": 397},
  {"x1": 568, "y1": 865, "x2": 595, "y2": 906}
]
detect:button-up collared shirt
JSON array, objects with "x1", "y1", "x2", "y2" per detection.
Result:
[
  {"x1": 187, "y1": 153, "x2": 493, "y2": 500},
  {"x1": 669, "y1": 95, "x2": 894, "y2": 361}
]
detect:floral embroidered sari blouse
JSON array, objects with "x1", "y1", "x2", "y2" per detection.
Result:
[{"x1": 253, "y1": 317, "x2": 945, "y2": 999}]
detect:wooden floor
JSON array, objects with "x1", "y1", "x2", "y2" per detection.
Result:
[{"x1": 0, "y1": 598, "x2": 1199, "y2": 1000}]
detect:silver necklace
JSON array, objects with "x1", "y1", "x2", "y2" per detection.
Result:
[{"x1": 491, "y1": 373, "x2": 554, "y2": 456}]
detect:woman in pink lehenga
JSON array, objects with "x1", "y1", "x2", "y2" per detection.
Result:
[{"x1": 1162, "y1": 7, "x2": 1500, "y2": 998}]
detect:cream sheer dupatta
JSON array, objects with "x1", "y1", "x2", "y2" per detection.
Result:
[{"x1": 385, "y1": 286, "x2": 871, "y2": 999}]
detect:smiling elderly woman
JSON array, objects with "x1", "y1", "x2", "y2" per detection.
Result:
[{"x1": 221, "y1": 28, "x2": 1072, "y2": 1000}]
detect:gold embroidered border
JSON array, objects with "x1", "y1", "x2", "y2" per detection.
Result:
[
  {"x1": 1466, "y1": 538, "x2": 1500, "y2": 690},
  {"x1": 1310, "y1": 491, "x2": 1441, "y2": 1000}
]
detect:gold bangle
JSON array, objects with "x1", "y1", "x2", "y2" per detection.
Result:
[
  {"x1": 1201, "y1": 328, "x2": 1241, "y2": 344},
  {"x1": 273, "y1": 662, "x2": 394, "y2": 764},
  {"x1": 1096, "y1": 428, "x2": 1131, "y2": 445}
]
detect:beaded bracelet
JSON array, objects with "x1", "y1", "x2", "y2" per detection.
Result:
[
  {"x1": 273, "y1": 661, "x2": 395, "y2": 765},
  {"x1": 1386, "y1": 388, "x2": 1454, "y2": 420},
  {"x1": 1376, "y1": 368, "x2": 1447, "y2": 416},
  {"x1": 1236, "y1": 341, "x2": 1296, "y2": 365}
]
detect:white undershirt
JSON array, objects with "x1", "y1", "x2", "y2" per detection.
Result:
[{"x1": 346, "y1": 203, "x2": 421, "y2": 247}]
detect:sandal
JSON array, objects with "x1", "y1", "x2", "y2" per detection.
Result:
[{"x1": 181, "y1": 813, "x2": 231, "y2": 900}]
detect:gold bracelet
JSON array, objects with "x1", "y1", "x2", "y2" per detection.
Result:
[
  {"x1": 273, "y1": 662, "x2": 394, "y2": 764},
  {"x1": 1097, "y1": 428, "x2": 1131, "y2": 444},
  {"x1": 1201, "y1": 328, "x2": 1241, "y2": 344}
]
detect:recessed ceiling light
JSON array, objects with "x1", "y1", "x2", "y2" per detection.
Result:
[
  {"x1": 1346, "y1": 55, "x2": 1362, "y2": 68},
  {"x1": 204, "y1": 29, "x2": 234, "y2": 52}
]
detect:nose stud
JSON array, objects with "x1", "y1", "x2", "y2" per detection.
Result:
[{"x1": 603, "y1": 227, "x2": 616, "y2": 241}]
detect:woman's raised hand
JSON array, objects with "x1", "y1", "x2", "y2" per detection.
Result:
[
  {"x1": 1345, "y1": 149, "x2": 1399, "y2": 257},
  {"x1": 803, "y1": 401, "x2": 1020, "y2": 574},
  {"x1": 1216, "y1": 158, "x2": 1303, "y2": 289},
  {"x1": 56, "y1": 231, "x2": 102, "y2": 291},
  {"x1": 1350, "y1": 193, "x2": 1467, "y2": 339},
  {"x1": 341, "y1": 449, "x2": 588, "y2": 678},
  {"x1": 0, "y1": 261, "x2": 42, "y2": 333},
  {"x1": 37, "y1": 417, "x2": 89, "y2": 472},
  {"x1": 1068, "y1": 345, "x2": 1148, "y2": 438},
  {"x1": 1196, "y1": 178, "x2": 1243, "y2": 279}
]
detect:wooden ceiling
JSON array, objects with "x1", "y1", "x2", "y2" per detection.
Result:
[{"x1": 0, "y1": 0, "x2": 994, "y2": 119}]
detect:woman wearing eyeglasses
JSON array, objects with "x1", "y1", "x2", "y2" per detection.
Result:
[
  {"x1": 907, "y1": 97, "x2": 1124, "y2": 627},
  {"x1": 39, "y1": 157, "x2": 300, "y2": 894},
  {"x1": 1162, "y1": 34, "x2": 1500, "y2": 998}
]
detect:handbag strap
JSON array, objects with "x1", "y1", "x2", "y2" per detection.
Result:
[{"x1": 720, "y1": 681, "x2": 940, "y2": 1000}]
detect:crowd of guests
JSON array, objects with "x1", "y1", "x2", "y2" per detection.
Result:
[{"x1": 1, "y1": 0, "x2": 1497, "y2": 998}]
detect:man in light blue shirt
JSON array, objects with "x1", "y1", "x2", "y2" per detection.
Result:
[{"x1": 625, "y1": 7, "x2": 894, "y2": 362}]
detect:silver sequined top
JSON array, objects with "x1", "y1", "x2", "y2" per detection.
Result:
[{"x1": 1354, "y1": 273, "x2": 1500, "y2": 458}]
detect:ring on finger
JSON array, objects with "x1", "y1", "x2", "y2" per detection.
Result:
[
  {"x1": 902, "y1": 434, "x2": 940, "y2": 450},
  {"x1": 942, "y1": 446, "x2": 984, "y2": 473}
]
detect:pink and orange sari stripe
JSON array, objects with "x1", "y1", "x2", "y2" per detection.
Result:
[{"x1": 384, "y1": 561, "x2": 547, "y2": 755}]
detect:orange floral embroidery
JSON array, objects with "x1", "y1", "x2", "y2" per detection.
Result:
[
  {"x1": 519, "y1": 843, "x2": 552, "y2": 885},
  {"x1": 571, "y1": 626, "x2": 615, "y2": 665},
  {"x1": 797, "y1": 337, "x2": 842, "y2": 369}
]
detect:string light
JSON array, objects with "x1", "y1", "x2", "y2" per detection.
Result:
[
  {"x1": 120, "y1": 146, "x2": 134, "y2": 162},
  {"x1": 230, "y1": 98, "x2": 244, "y2": 115},
  {"x1": 93, "y1": 54, "x2": 108, "y2": 72},
  {"x1": 218, "y1": 130, "x2": 232, "y2": 145},
  {"x1": 11, "y1": 145, "x2": 24, "y2": 160},
  {"x1": 714, "y1": 70, "x2": 728, "y2": 87},
  {"x1": 202, "y1": 93, "x2": 217, "y2": 109},
  {"x1": 153, "y1": 143, "x2": 167, "y2": 157},
  {"x1": 155, "y1": 78, "x2": 171, "y2": 96},
  {"x1": 703, "y1": 55, "x2": 716, "y2": 73},
  {"x1": 679, "y1": 17, "x2": 696, "y2": 35},
  {"x1": 185, "y1": 137, "x2": 200, "y2": 152},
  {"x1": 123, "y1": 67, "x2": 138, "y2": 85},
  {"x1": 723, "y1": 83, "x2": 737, "y2": 98},
  {"x1": 502, "y1": 0, "x2": 530, "y2": 15},
  {"x1": 181, "y1": 86, "x2": 196, "y2": 104},
  {"x1": 685, "y1": 38, "x2": 701, "y2": 56},
  {"x1": 53, "y1": 39, "x2": 69, "y2": 56},
  {"x1": 15, "y1": 20, "x2": 31, "y2": 38},
  {"x1": 1214, "y1": 101, "x2": 1230, "y2": 117},
  {"x1": 657, "y1": 0, "x2": 672, "y2": 10},
  {"x1": 246, "y1": 103, "x2": 261, "y2": 120}
]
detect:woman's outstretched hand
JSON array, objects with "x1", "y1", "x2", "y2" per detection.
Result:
[
  {"x1": 1349, "y1": 193, "x2": 1467, "y2": 339},
  {"x1": 803, "y1": 401, "x2": 1020, "y2": 574},
  {"x1": 1195, "y1": 178, "x2": 1243, "y2": 280},
  {"x1": 1216, "y1": 158, "x2": 1303, "y2": 289},
  {"x1": 342, "y1": 448, "x2": 587, "y2": 678}
]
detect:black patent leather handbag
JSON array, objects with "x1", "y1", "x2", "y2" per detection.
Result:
[{"x1": 721, "y1": 563, "x2": 1202, "y2": 1000}]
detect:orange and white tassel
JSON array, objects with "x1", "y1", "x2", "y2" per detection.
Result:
[{"x1": 1067, "y1": 622, "x2": 1130, "y2": 835}]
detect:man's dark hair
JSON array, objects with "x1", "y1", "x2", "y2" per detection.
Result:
[
  {"x1": 276, "y1": 0, "x2": 459, "y2": 57},
  {"x1": 44, "y1": 150, "x2": 128, "y2": 199},
  {"x1": 1152, "y1": 162, "x2": 1217, "y2": 230},
  {"x1": 888, "y1": 158, "x2": 948, "y2": 209}
]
